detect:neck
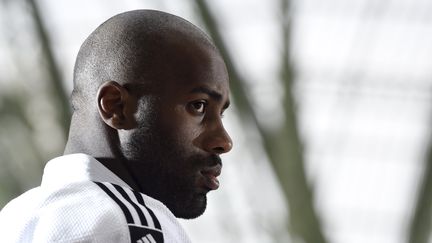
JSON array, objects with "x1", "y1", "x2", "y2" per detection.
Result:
[
  {"x1": 64, "y1": 113, "x2": 117, "y2": 157},
  {"x1": 64, "y1": 113, "x2": 141, "y2": 191}
]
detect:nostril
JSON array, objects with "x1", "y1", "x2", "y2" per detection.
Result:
[
  {"x1": 205, "y1": 128, "x2": 233, "y2": 154},
  {"x1": 213, "y1": 147, "x2": 225, "y2": 154}
]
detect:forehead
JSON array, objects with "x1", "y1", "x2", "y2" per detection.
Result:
[{"x1": 157, "y1": 40, "x2": 230, "y2": 97}]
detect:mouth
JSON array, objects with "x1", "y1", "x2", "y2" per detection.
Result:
[{"x1": 200, "y1": 163, "x2": 222, "y2": 191}]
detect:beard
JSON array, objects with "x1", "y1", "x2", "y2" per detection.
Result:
[{"x1": 120, "y1": 107, "x2": 220, "y2": 219}]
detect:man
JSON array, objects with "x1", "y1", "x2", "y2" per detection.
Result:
[{"x1": 0, "y1": 9, "x2": 232, "y2": 242}]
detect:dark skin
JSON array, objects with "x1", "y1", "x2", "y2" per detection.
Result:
[{"x1": 64, "y1": 17, "x2": 232, "y2": 219}]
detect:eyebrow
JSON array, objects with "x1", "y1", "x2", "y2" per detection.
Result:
[{"x1": 190, "y1": 86, "x2": 230, "y2": 109}]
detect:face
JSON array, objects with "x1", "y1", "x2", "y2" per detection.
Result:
[{"x1": 121, "y1": 42, "x2": 233, "y2": 219}]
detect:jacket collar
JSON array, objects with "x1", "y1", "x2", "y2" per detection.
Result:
[{"x1": 41, "y1": 153, "x2": 130, "y2": 189}]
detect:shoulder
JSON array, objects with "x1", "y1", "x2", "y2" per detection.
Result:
[
  {"x1": 94, "y1": 182, "x2": 192, "y2": 243},
  {"x1": 93, "y1": 182, "x2": 165, "y2": 242},
  {"x1": 0, "y1": 181, "x2": 130, "y2": 242}
]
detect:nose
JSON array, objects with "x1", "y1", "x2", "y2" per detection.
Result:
[{"x1": 203, "y1": 122, "x2": 233, "y2": 154}]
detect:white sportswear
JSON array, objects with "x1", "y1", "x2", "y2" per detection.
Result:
[{"x1": 0, "y1": 153, "x2": 192, "y2": 243}]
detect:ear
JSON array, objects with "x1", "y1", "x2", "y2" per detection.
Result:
[{"x1": 97, "y1": 81, "x2": 138, "y2": 130}]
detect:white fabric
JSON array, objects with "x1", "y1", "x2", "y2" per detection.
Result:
[{"x1": 0, "y1": 153, "x2": 192, "y2": 243}]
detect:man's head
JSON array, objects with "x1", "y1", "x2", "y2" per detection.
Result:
[{"x1": 67, "y1": 10, "x2": 232, "y2": 219}]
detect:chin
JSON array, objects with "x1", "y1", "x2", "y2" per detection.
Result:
[{"x1": 173, "y1": 193, "x2": 207, "y2": 219}]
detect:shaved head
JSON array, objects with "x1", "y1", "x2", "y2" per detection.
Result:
[{"x1": 71, "y1": 10, "x2": 217, "y2": 111}]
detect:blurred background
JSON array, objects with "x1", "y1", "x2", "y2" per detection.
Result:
[{"x1": 0, "y1": 0, "x2": 431, "y2": 243}]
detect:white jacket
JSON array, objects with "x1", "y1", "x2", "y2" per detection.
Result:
[{"x1": 0, "y1": 154, "x2": 191, "y2": 243}]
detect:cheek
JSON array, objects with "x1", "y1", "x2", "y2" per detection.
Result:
[
  {"x1": 161, "y1": 106, "x2": 203, "y2": 146},
  {"x1": 172, "y1": 120, "x2": 202, "y2": 148}
]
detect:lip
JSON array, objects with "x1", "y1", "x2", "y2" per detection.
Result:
[{"x1": 200, "y1": 164, "x2": 222, "y2": 191}]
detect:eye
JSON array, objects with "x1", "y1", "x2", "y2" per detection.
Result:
[{"x1": 189, "y1": 100, "x2": 207, "y2": 115}]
